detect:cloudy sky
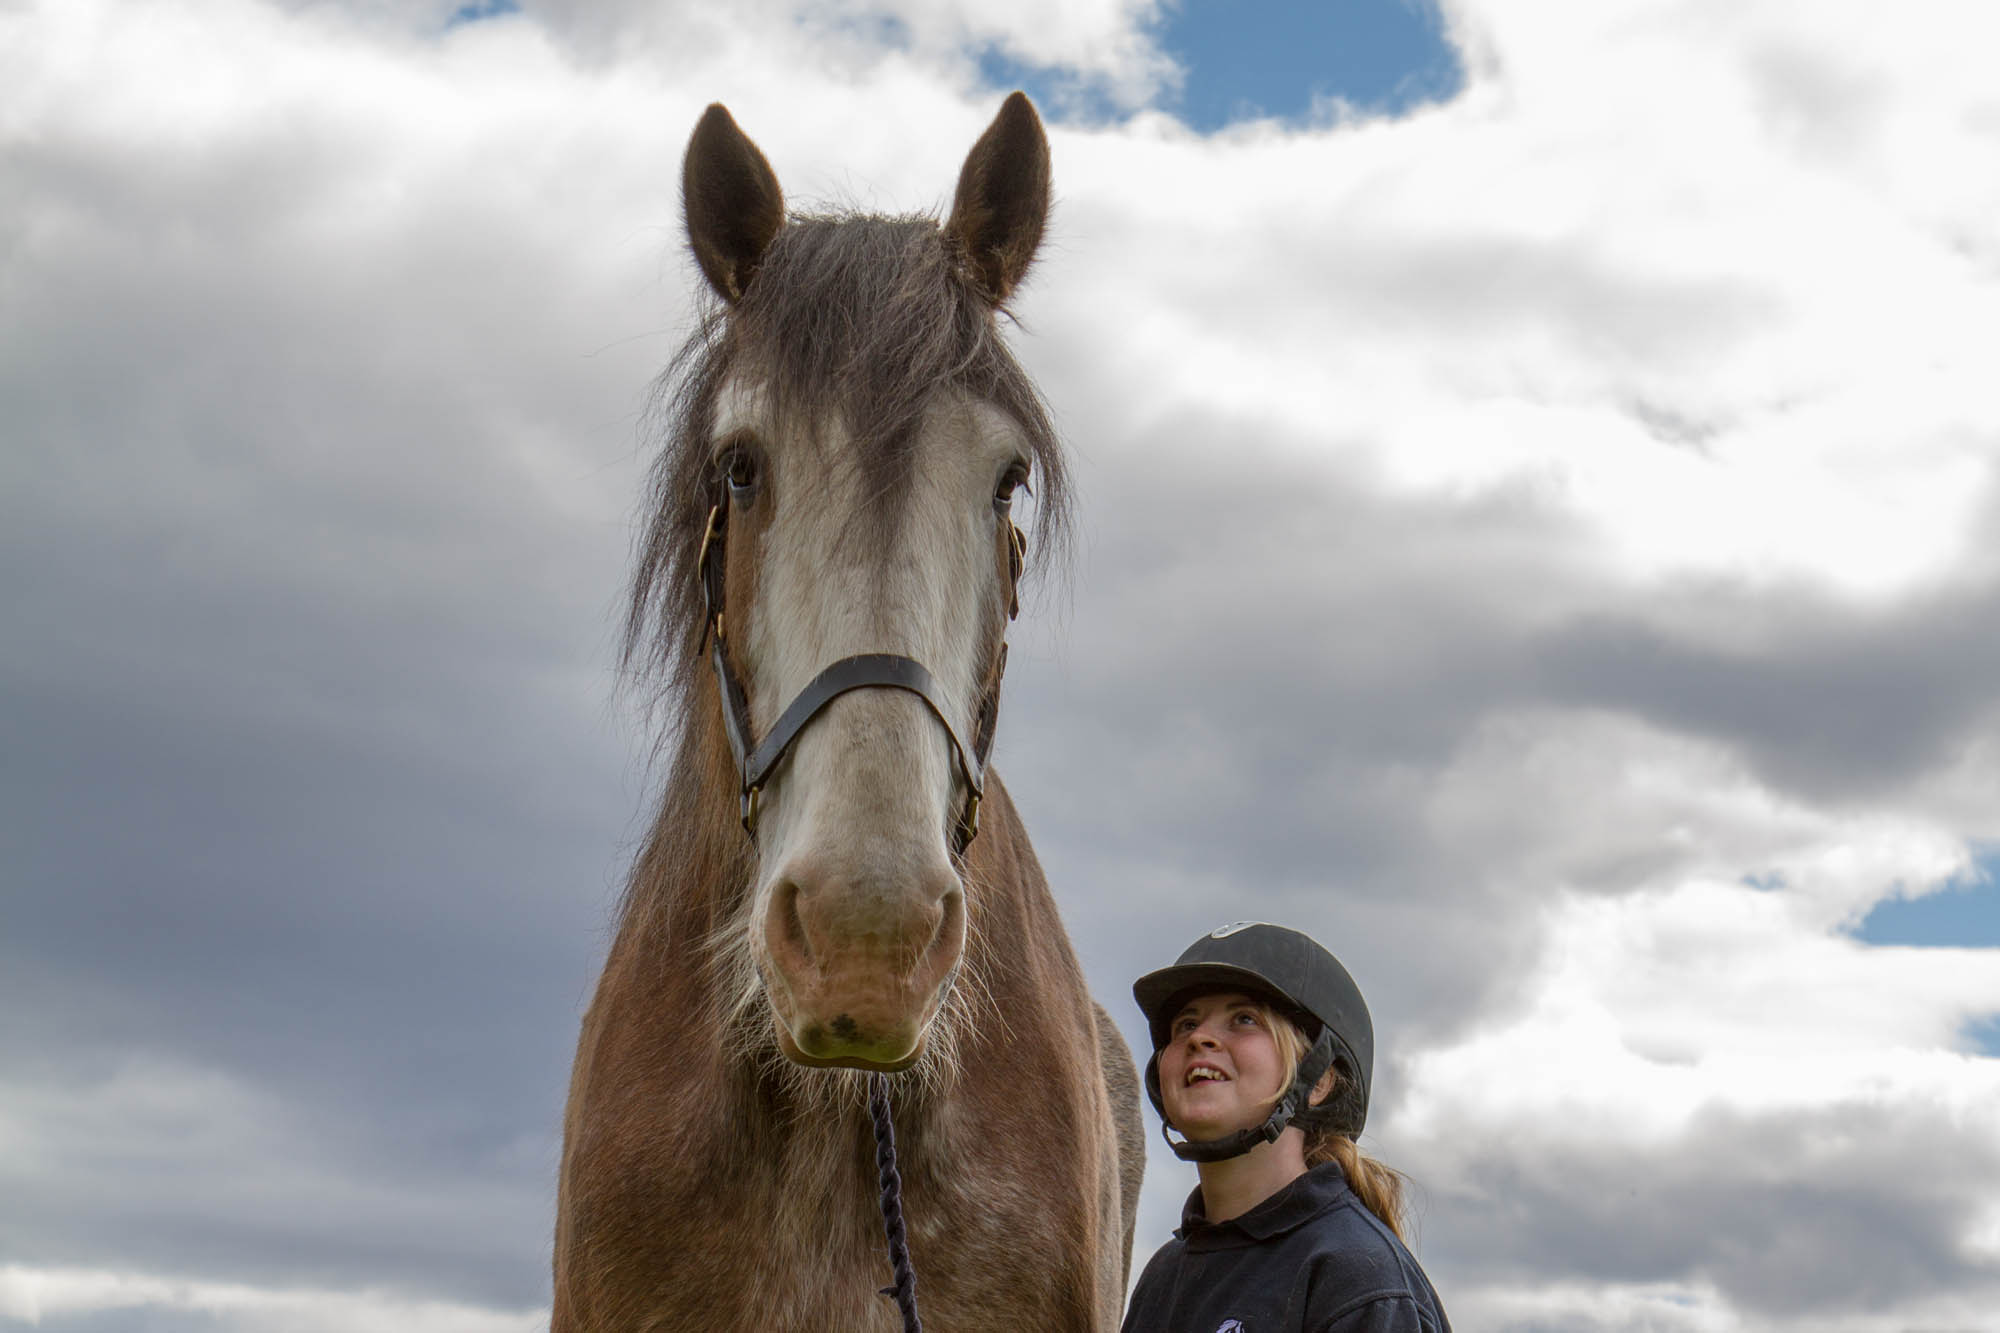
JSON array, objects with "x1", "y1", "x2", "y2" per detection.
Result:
[{"x1": 6, "y1": 0, "x2": 2000, "y2": 1329}]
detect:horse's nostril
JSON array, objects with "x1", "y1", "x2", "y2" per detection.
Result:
[
  {"x1": 932, "y1": 887, "x2": 965, "y2": 959},
  {"x1": 774, "y1": 879, "x2": 814, "y2": 969}
]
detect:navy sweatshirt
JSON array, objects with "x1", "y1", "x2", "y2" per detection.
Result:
[{"x1": 1120, "y1": 1162, "x2": 1450, "y2": 1333}]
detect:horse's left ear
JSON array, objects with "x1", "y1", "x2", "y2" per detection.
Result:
[
  {"x1": 945, "y1": 91, "x2": 1051, "y2": 308},
  {"x1": 683, "y1": 103, "x2": 786, "y2": 303}
]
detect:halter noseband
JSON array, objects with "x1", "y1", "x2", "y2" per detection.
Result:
[{"x1": 698, "y1": 496, "x2": 1024, "y2": 856}]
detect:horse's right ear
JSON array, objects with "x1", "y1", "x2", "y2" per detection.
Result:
[
  {"x1": 683, "y1": 103, "x2": 785, "y2": 303},
  {"x1": 946, "y1": 91, "x2": 1051, "y2": 307}
]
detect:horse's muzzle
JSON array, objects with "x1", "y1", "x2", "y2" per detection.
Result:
[{"x1": 756, "y1": 865, "x2": 965, "y2": 1069}]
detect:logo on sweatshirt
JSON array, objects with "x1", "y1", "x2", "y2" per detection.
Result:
[{"x1": 1214, "y1": 1321, "x2": 1246, "y2": 1333}]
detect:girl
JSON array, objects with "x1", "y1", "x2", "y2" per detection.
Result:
[{"x1": 1122, "y1": 922, "x2": 1450, "y2": 1333}]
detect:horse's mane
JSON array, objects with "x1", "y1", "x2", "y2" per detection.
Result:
[{"x1": 623, "y1": 212, "x2": 1073, "y2": 735}]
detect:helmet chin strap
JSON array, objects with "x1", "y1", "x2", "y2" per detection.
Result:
[{"x1": 1161, "y1": 1029, "x2": 1338, "y2": 1165}]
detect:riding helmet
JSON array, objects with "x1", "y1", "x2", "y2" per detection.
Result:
[{"x1": 1133, "y1": 922, "x2": 1373, "y2": 1161}]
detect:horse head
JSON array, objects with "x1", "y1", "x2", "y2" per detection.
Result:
[{"x1": 669, "y1": 94, "x2": 1061, "y2": 1072}]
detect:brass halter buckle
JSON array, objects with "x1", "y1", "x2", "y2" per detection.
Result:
[
  {"x1": 698, "y1": 504, "x2": 726, "y2": 639},
  {"x1": 1006, "y1": 523, "x2": 1026, "y2": 620}
]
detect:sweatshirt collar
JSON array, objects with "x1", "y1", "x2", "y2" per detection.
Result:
[{"x1": 1176, "y1": 1162, "x2": 1350, "y2": 1250}]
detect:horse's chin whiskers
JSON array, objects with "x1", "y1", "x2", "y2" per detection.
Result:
[{"x1": 945, "y1": 862, "x2": 1007, "y2": 1043}]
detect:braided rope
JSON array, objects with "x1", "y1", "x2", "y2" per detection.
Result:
[{"x1": 868, "y1": 1072, "x2": 923, "y2": 1333}]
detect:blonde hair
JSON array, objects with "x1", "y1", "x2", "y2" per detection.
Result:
[{"x1": 1258, "y1": 1002, "x2": 1409, "y2": 1243}]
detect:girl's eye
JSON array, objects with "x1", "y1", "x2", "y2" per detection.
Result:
[
  {"x1": 993, "y1": 461, "x2": 1030, "y2": 515},
  {"x1": 1232, "y1": 1012, "x2": 1259, "y2": 1027}
]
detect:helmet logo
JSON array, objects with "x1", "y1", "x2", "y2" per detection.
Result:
[{"x1": 1208, "y1": 921, "x2": 1266, "y2": 938}]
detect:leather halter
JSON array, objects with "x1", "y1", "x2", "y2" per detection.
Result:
[{"x1": 698, "y1": 494, "x2": 1024, "y2": 856}]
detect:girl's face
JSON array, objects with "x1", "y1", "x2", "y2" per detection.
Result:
[{"x1": 1157, "y1": 991, "x2": 1292, "y2": 1141}]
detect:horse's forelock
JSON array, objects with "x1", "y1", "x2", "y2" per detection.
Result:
[{"x1": 622, "y1": 213, "x2": 1070, "y2": 729}]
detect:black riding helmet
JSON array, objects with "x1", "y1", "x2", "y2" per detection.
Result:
[{"x1": 1134, "y1": 922, "x2": 1374, "y2": 1163}]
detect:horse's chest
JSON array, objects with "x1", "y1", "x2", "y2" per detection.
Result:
[{"x1": 637, "y1": 1159, "x2": 1063, "y2": 1331}]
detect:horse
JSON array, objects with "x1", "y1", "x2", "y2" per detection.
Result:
[{"x1": 552, "y1": 93, "x2": 1146, "y2": 1331}]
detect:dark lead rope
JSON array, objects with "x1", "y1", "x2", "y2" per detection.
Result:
[{"x1": 868, "y1": 1073, "x2": 923, "y2": 1333}]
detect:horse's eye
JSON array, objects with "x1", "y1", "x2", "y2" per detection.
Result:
[
  {"x1": 994, "y1": 461, "x2": 1030, "y2": 515},
  {"x1": 722, "y1": 450, "x2": 759, "y2": 500}
]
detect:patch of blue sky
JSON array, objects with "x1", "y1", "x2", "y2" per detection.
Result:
[
  {"x1": 1156, "y1": 0, "x2": 1462, "y2": 129},
  {"x1": 1966, "y1": 1014, "x2": 2000, "y2": 1059},
  {"x1": 447, "y1": 0, "x2": 520, "y2": 27},
  {"x1": 1853, "y1": 847, "x2": 2000, "y2": 949},
  {"x1": 979, "y1": 0, "x2": 1461, "y2": 131}
]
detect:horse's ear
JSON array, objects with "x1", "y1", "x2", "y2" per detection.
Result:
[
  {"x1": 945, "y1": 91, "x2": 1051, "y2": 307},
  {"x1": 683, "y1": 103, "x2": 785, "y2": 303}
]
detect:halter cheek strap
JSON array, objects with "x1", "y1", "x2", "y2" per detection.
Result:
[{"x1": 700, "y1": 498, "x2": 1020, "y2": 854}]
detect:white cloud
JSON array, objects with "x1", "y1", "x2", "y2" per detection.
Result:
[
  {"x1": 810, "y1": 0, "x2": 1178, "y2": 108},
  {"x1": 0, "y1": 1264, "x2": 544, "y2": 1332},
  {"x1": 1400, "y1": 884, "x2": 2000, "y2": 1144},
  {"x1": 1390, "y1": 719, "x2": 2000, "y2": 1322},
  {"x1": 1017, "y1": 0, "x2": 2000, "y2": 603},
  {"x1": 1444, "y1": 1275, "x2": 2000, "y2": 1333}
]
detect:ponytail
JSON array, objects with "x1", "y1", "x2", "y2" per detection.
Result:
[
  {"x1": 1259, "y1": 1003, "x2": 1411, "y2": 1242},
  {"x1": 1305, "y1": 1127, "x2": 1408, "y2": 1243}
]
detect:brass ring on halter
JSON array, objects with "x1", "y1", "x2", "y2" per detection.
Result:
[
  {"x1": 961, "y1": 792, "x2": 980, "y2": 843},
  {"x1": 699, "y1": 505, "x2": 727, "y2": 640},
  {"x1": 742, "y1": 784, "x2": 760, "y2": 834}
]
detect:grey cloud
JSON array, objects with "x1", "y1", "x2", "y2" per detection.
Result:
[
  {"x1": 1531, "y1": 577, "x2": 2000, "y2": 803},
  {"x1": 1426, "y1": 1101, "x2": 2000, "y2": 1319},
  {"x1": 986, "y1": 464, "x2": 1585, "y2": 1148},
  {"x1": 999, "y1": 372, "x2": 2000, "y2": 888},
  {"x1": 3, "y1": 56, "x2": 667, "y2": 1306},
  {"x1": 2, "y1": 1314, "x2": 231, "y2": 1333},
  {"x1": 991, "y1": 374, "x2": 2000, "y2": 1128}
]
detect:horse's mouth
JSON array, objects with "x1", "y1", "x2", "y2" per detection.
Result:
[
  {"x1": 773, "y1": 1012, "x2": 925, "y2": 1071},
  {"x1": 752, "y1": 875, "x2": 964, "y2": 1073}
]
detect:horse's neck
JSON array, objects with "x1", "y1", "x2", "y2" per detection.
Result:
[{"x1": 624, "y1": 697, "x2": 754, "y2": 941}]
